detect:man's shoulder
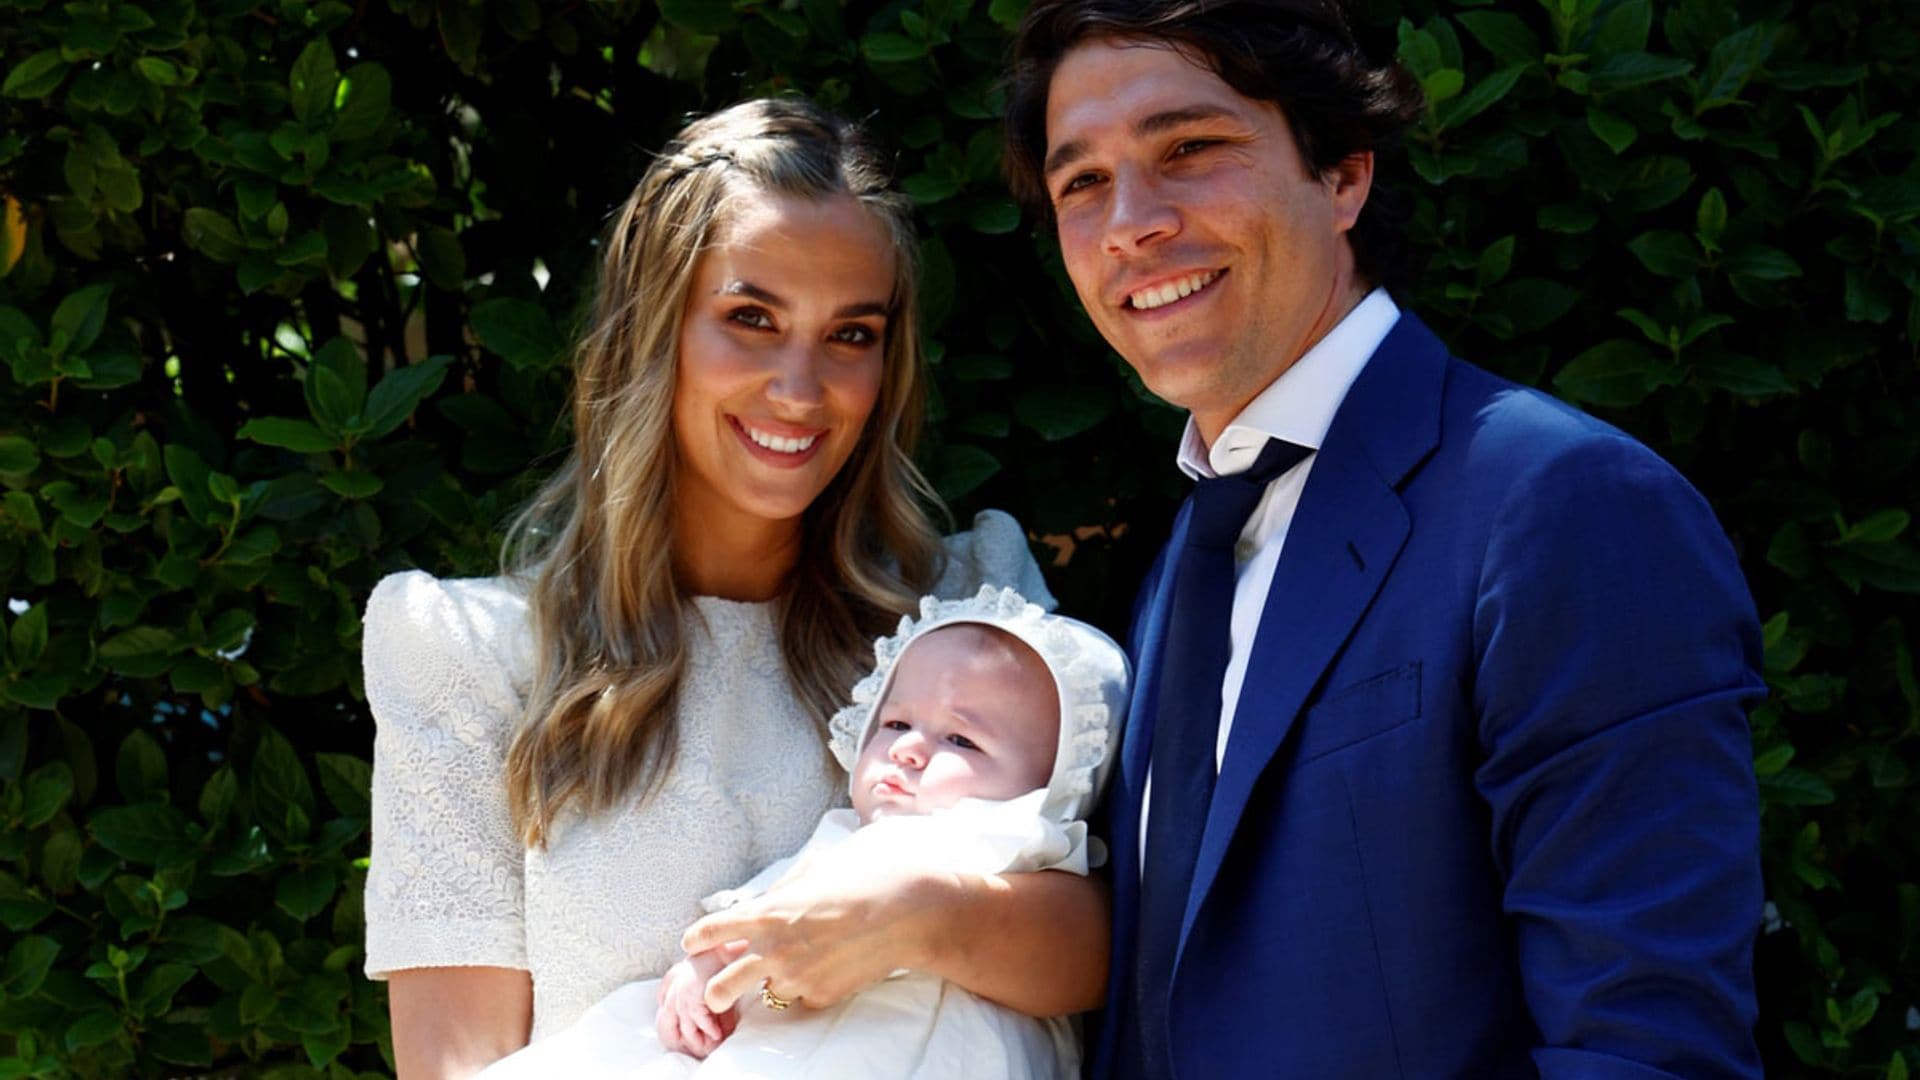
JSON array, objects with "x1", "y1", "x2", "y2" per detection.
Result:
[{"x1": 1435, "y1": 349, "x2": 1672, "y2": 484}]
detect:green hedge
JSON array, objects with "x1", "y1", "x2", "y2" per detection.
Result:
[{"x1": 0, "y1": 0, "x2": 1914, "y2": 1074}]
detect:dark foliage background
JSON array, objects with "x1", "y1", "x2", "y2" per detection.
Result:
[{"x1": 0, "y1": 0, "x2": 1914, "y2": 1075}]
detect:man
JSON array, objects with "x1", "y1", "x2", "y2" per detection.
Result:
[{"x1": 1002, "y1": 1, "x2": 1767, "y2": 1076}]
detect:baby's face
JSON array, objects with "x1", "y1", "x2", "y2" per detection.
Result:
[{"x1": 850, "y1": 624, "x2": 1060, "y2": 823}]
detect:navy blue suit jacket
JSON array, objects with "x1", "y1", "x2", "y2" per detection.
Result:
[{"x1": 1092, "y1": 315, "x2": 1766, "y2": 1078}]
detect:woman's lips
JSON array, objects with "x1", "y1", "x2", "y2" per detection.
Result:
[{"x1": 728, "y1": 416, "x2": 826, "y2": 469}]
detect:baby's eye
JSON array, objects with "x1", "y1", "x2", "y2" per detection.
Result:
[
  {"x1": 946, "y1": 733, "x2": 981, "y2": 751},
  {"x1": 880, "y1": 719, "x2": 910, "y2": 732},
  {"x1": 729, "y1": 307, "x2": 774, "y2": 330}
]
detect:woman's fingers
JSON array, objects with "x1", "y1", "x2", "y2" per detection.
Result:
[{"x1": 703, "y1": 951, "x2": 769, "y2": 1013}]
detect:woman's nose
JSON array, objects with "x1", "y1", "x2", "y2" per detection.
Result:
[{"x1": 765, "y1": 341, "x2": 824, "y2": 410}]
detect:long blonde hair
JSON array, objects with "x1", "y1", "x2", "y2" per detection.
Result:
[{"x1": 502, "y1": 99, "x2": 946, "y2": 847}]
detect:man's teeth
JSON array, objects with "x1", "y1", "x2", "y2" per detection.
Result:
[
  {"x1": 1129, "y1": 270, "x2": 1220, "y2": 311},
  {"x1": 745, "y1": 426, "x2": 818, "y2": 454}
]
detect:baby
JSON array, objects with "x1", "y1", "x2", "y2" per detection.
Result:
[{"x1": 480, "y1": 585, "x2": 1128, "y2": 1079}]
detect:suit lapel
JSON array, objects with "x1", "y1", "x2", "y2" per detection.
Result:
[{"x1": 1175, "y1": 314, "x2": 1451, "y2": 955}]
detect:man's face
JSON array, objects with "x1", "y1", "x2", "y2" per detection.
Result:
[{"x1": 1042, "y1": 37, "x2": 1372, "y2": 444}]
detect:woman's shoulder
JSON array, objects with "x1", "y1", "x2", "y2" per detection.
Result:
[
  {"x1": 362, "y1": 570, "x2": 536, "y2": 738},
  {"x1": 932, "y1": 509, "x2": 1057, "y2": 611}
]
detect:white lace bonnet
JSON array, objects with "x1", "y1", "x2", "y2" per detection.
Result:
[{"x1": 828, "y1": 585, "x2": 1130, "y2": 831}]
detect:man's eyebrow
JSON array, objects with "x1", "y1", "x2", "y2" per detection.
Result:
[
  {"x1": 1043, "y1": 104, "x2": 1241, "y2": 179},
  {"x1": 722, "y1": 279, "x2": 890, "y2": 320}
]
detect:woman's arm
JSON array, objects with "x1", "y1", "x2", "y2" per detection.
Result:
[
  {"x1": 388, "y1": 966, "x2": 533, "y2": 1080},
  {"x1": 683, "y1": 865, "x2": 1109, "y2": 1017}
]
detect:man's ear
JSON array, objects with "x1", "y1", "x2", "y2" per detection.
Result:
[{"x1": 1327, "y1": 150, "x2": 1374, "y2": 234}]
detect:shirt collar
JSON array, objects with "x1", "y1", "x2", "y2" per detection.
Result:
[{"x1": 1176, "y1": 288, "x2": 1401, "y2": 480}]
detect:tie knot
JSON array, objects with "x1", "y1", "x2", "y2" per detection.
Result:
[{"x1": 1185, "y1": 439, "x2": 1310, "y2": 549}]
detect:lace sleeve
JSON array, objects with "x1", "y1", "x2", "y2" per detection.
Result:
[
  {"x1": 934, "y1": 509, "x2": 1057, "y2": 611},
  {"x1": 362, "y1": 571, "x2": 531, "y2": 978}
]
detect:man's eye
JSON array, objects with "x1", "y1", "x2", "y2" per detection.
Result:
[
  {"x1": 1173, "y1": 138, "x2": 1217, "y2": 157},
  {"x1": 729, "y1": 307, "x2": 774, "y2": 330},
  {"x1": 1058, "y1": 172, "x2": 1101, "y2": 199}
]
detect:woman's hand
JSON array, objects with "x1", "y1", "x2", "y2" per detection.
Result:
[
  {"x1": 684, "y1": 858, "x2": 940, "y2": 1014},
  {"x1": 656, "y1": 949, "x2": 739, "y2": 1058},
  {"x1": 681, "y1": 862, "x2": 1109, "y2": 1018}
]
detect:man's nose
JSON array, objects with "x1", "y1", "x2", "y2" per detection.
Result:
[
  {"x1": 1103, "y1": 165, "x2": 1179, "y2": 255},
  {"x1": 765, "y1": 341, "x2": 825, "y2": 410}
]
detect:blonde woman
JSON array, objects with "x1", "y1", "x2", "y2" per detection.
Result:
[{"x1": 360, "y1": 99, "x2": 1106, "y2": 1079}]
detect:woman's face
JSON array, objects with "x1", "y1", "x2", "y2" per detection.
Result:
[{"x1": 672, "y1": 191, "x2": 896, "y2": 537}]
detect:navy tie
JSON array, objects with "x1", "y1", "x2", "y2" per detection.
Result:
[{"x1": 1124, "y1": 437, "x2": 1310, "y2": 1079}]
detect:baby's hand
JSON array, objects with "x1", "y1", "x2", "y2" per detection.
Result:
[{"x1": 656, "y1": 949, "x2": 738, "y2": 1059}]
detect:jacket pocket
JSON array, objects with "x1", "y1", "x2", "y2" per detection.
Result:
[{"x1": 1295, "y1": 661, "x2": 1422, "y2": 764}]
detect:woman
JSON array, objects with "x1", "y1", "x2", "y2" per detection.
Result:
[{"x1": 361, "y1": 98, "x2": 1107, "y2": 1079}]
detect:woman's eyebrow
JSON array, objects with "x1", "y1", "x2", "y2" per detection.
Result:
[{"x1": 722, "y1": 279, "x2": 887, "y2": 320}]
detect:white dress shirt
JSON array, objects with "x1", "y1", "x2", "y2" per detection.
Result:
[{"x1": 1140, "y1": 288, "x2": 1401, "y2": 864}]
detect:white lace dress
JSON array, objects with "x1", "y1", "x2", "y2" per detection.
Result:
[{"x1": 361, "y1": 510, "x2": 1055, "y2": 1039}]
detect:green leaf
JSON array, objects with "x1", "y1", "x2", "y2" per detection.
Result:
[
  {"x1": 182, "y1": 208, "x2": 246, "y2": 264},
  {"x1": 1695, "y1": 188, "x2": 1728, "y2": 252},
  {"x1": 934, "y1": 444, "x2": 1000, "y2": 500},
  {"x1": 862, "y1": 33, "x2": 929, "y2": 63},
  {"x1": 99, "y1": 626, "x2": 176, "y2": 661},
  {"x1": 1014, "y1": 384, "x2": 1111, "y2": 440},
  {"x1": 115, "y1": 730, "x2": 167, "y2": 804},
  {"x1": 362, "y1": 355, "x2": 452, "y2": 439},
  {"x1": 1, "y1": 935, "x2": 59, "y2": 996},
  {"x1": 1422, "y1": 68, "x2": 1465, "y2": 105},
  {"x1": 1475, "y1": 236, "x2": 1515, "y2": 287},
  {"x1": 133, "y1": 56, "x2": 184, "y2": 87},
  {"x1": 89, "y1": 805, "x2": 197, "y2": 866},
  {"x1": 988, "y1": 0, "x2": 1027, "y2": 31},
  {"x1": 144, "y1": 1022, "x2": 212, "y2": 1067},
  {"x1": 1593, "y1": 0, "x2": 1652, "y2": 54},
  {"x1": 658, "y1": 0, "x2": 737, "y2": 33},
  {"x1": 275, "y1": 863, "x2": 338, "y2": 920},
  {"x1": 315, "y1": 754, "x2": 372, "y2": 820},
  {"x1": 198, "y1": 766, "x2": 238, "y2": 827},
  {"x1": 416, "y1": 226, "x2": 465, "y2": 290},
  {"x1": 1456, "y1": 11, "x2": 1539, "y2": 66},
  {"x1": 1553, "y1": 340, "x2": 1665, "y2": 407},
  {"x1": 289, "y1": 39, "x2": 340, "y2": 125},
  {"x1": 470, "y1": 299, "x2": 565, "y2": 370},
  {"x1": 967, "y1": 200, "x2": 1021, "y2": 234},
  {"x1": 306, "y1": 337, "x2": 367, "y2": 430},
  {"x1": 1840, "y1": 510, "x2": 1910, "y2": 545},
  {"x1": 1626, "y1": 231, "x2": 1701, "y2": 278},
  {"x1": 1723, "y1": 246, "x2": 1802, "y2": 280},
  {"x1": 1590, "y1": 52, "x2": 1692, "y2": 91},
  {"x1": 1438, "y1": 65, "x2": 1524, "y2": 130},
  {"x1": 1759, "y1": 767, "x2": 1837, "y2": 806},
  {"x1": 319, "y1": 470, "x2": 383, "y2": 499},
  {"x1": 0, "y1": 436, "x2": 39, "y2": 474},
  {"x1": 1694, "y1": 23, "x2": 1775, "y2": 112},
  {"x1": 1753, "y1": 744, "x2": 1794, "y2": 777},
  {"x1": 50, "y1": 283, "x2": 113, "y2": 357},
  {"x1": 331, "y1": 63, "x2": 392, "y2": 141},
  {"x1": 9, "y1": 602, "x2": 47, "y2": 667},
  {"x1": 238, "y1": 418, "x2": 338, "y2": 453},
  {"x1": 22, "y1": 762, "x2": 72, "y2": 828},
  {"x1": 3, "y1": 51, "x2": 71, "y2": 99},
  {"x1": 1586, "y1": 107, "x2": 1637, "y2": 154},
  {"x1": 63, "y1": 1010, "x2": 122, "y2": 1052},
  {"x1": 251, "y1": 726, "x2": 315, "y2": 842}
]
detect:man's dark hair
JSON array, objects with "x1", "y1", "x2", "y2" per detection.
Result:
[{"x1": 1003, "y1": 0, "x2": 1424, "y2": 286}]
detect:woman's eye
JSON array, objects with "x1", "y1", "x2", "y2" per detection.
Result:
[
  {"x1": 831, "y1": 325, "x2": 878, "y2": 346},
  {"x1": 729, "y1": 307, "x2": 774, "y2": 330},
  {"x1": 946, "y1": 734, "x2": 980, "y2": 751}
]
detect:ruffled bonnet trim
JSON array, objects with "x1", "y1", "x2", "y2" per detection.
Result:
[{"x1": 829, "y1": 585, "x2": 1131, "y2": 866}]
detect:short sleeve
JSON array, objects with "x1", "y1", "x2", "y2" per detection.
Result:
[
  {"x1": 933, "y1": 509, "x2": 1057, "y2": 611},
  {"x1": 362, "y1": 571, "x2": 533, "y2": 978}
]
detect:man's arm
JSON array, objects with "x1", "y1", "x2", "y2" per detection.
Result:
[
  {"x1": 1473, "y1": 433, "x2": 1765, "y2": 1079},
  {"x1": 682, "y1": 864, "x2": 1109, "y2": 1017}
]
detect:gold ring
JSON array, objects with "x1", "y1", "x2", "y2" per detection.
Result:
[{"x1": 760, "y1": 982, "x2": 791, "y2": 1011}]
